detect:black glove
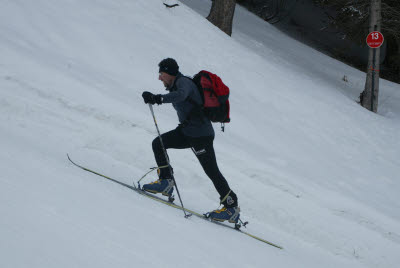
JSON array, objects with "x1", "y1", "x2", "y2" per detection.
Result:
[{"x1": 142, "y1": 91, "x2": 162, "y2": 105}]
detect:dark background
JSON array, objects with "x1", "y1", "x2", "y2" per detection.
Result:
[{"x1": 237, "y1": 0, "x2": 398, "y2": 83}]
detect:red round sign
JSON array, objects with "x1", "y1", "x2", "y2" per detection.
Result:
[{"x1": 366, "y1": 31, "x2": 384, "y2": 48}]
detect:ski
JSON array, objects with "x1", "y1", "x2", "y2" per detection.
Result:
[{"x1": 67, "y1": 154, "x2": 283, "y2": 249}]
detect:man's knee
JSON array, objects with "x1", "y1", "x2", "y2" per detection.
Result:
[{"x1": 152, "y1": 137, "x2": 161, "y2": 151}]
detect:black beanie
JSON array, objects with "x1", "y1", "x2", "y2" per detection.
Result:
[{"x1": 158, "y1": 58, "x2": 179, "y2": 76}]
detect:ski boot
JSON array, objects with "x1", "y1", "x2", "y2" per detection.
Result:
[
  {"x1": 205, "y1": 190, "x2": 243, "y2": 227},
  {"x1": 142, "y1": 178, "x2": 174, "y2": 199},
  {"x1": 207, "y1": 206, "x2": 241, "y2": 224}
]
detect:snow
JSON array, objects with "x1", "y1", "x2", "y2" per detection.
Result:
[{"x1": 1, "y1": 0, "x2": 400, "y2": 267}]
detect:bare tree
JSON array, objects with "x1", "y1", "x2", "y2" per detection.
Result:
[
  {"x1": 360, "y1": 0, "x2": 382, "y2": 113},
  {"x1": 207, "y1": 0, "x2": 237, "y2": 36}
]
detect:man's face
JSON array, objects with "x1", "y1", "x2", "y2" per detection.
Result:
[{"x1": 159, "y1": 72, "x2": 175, "y2": 88}]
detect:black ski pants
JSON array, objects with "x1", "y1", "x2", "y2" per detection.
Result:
[{"x1": 152, "y1": 126, "x2": 235, "y2": 203}]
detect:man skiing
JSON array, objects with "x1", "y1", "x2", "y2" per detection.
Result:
[{"x1": 141, "y1": 58, "x2": 240, "y2": 223}]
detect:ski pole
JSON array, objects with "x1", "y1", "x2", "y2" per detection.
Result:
[{"x1": 148, "y1": 104, "x2": 191, "y2": 218}]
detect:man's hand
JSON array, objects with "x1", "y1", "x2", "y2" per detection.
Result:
[{"x1": 142, "y1": 91, "x2": 162, "y2": 105}]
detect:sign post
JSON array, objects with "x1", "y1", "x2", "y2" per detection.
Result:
[{"x1": 363, "y1": 30, "x2": 384, "y2": 112}]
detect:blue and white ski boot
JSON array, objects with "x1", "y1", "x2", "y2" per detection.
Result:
[
  {"x1": 207, "y1": 206, "x2": 241, "y2": 224},
  {"x1": 142, "y1": 178, "x2": 174, "y2": 197}
]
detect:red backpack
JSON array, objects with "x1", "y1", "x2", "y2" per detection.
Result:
[{"x1": 192, "y1": 71, "x2": 230, "y2": 130}]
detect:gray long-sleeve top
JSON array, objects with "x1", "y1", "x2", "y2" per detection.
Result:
[{"x1": 162, "y1": 73, "x2": 214, "y2": 137}]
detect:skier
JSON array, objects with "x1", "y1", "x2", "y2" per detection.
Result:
[{"x1": 141, "y1": 58, "x2": 240, "y2": 223}]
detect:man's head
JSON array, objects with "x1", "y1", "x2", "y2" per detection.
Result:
[{"x1": 158, "y1": 58, "x2": 179, "y2": 88}]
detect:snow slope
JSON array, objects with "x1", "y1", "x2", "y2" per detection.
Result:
[{"x1": 1, "y1": 0, "x2": 399, "y2": 267}]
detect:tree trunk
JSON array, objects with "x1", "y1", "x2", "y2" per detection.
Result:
[
  {"x1": 394, "y1": 37, "x2": 400, "y2": 82},
  {"x1": 207, "y1": 0, "x2": 236, "y2": 36},
  {"x1": 361, "y1": 0, "x2": 382, "y2": 113}
]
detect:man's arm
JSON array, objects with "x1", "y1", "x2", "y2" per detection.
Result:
[{"x1": 162, "y1": 78, "x2": 193, "y2": 103}]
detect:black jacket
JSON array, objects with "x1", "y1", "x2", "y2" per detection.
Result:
[{"x1": 162, "y1": 73, "x2": 214, "y2": 137}]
